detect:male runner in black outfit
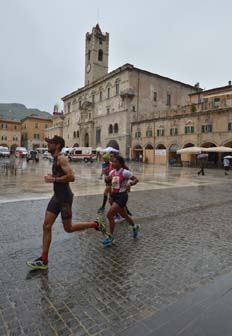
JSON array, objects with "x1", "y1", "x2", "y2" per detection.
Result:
[{"x1": 27, "y1": 135, "x2": 105, "y2": 269}]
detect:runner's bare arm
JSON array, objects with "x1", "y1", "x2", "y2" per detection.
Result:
[
  {"x1": 129, "y1": 176, "x2": 139, "y2": 186},
  {"x1": 105, "y1": 175, "x2": 112, "y2": 184},
  {"x1": 53, "y1": 156, "x2": 75, "y2": 183}
]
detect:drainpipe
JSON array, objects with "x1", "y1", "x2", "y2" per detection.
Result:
[{"x1": 137, "y1": 70, "x2": 140, "y2": 121}]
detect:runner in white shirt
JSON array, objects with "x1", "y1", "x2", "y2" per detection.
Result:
[{"x1": 103, "y1": 155, "x2": 139, "y2": 247}]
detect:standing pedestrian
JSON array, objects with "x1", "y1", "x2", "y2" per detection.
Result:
[
  {"x1": 27, "y1": 136, "x2": 105, "y2": 270},
  {"x1": 197, "y1": 153, "x2": 208, "y2": 176},
  {"x1": 223, "y1": 157, "x2": 230, "y2": 175}
]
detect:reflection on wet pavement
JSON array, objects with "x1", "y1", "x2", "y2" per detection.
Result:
[
  {"x1": 1, "y1": 157, "x2": 232, "y2": 335},
  {"x1": 0, "y1": 156, "x2": 231, "y2": 202}
]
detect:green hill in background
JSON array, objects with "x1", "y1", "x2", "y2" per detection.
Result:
[{"x1": 0, "y1": 103, "x2": 52, "y2": 120}]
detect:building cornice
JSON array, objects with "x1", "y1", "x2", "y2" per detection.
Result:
[
  {"x1": 0, "y1": 118, "x2": 21, "y2": 124},
  {"x1": 62, "y1": 64, "x2": 198, "y2": 102},
  {"x1": 131, "y1": 107, "x2": 232, "y2": 126}
]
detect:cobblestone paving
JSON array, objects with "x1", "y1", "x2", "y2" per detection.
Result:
[{"x1": 1, "y1": 183, "x2": 232, "y2": 335}]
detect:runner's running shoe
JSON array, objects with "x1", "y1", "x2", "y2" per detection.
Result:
[
  {"x1": 95, "y1": 217, "x2": 106, "y2": 233},
  {"x1": 103, "y1": 235, "x2": 114, "y2": 247},
  {"x1": 97, "y1": 206, "x2": 105, "y2": 213},
  {"x1": 114, "y1": 214, "x2": 124, "y2": 223},
  {"x1": 26, "y1": 257, "x2": 48, "y2": 270},
  {"x1": 133, "y1": 224, "x2": 140, "y2": 239}
]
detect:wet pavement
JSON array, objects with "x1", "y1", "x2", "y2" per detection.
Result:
[
  {"x1": 1, "y1": 159, "x2": 232, "y2": 335},
  {"x1": 0, "y1": 157, "x2": 230, "y2": 202}
]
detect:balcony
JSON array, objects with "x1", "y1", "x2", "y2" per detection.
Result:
[
  {"x1": 79, "y1": 101, "x2": 93, "y2": 110},
  {"x1": 120, "y1": 88, "x2": 135, "y2": 98}
]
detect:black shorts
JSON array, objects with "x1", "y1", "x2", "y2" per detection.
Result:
[
  {"x1": 111, "y1": 192, "x2": 128, "y2": 208},
  {"x1": 225, "y1": 166, "x2": 229, "y2": 171},
  {"x1": 47, "y1": 195, "x2": 73, "y2": 220}
]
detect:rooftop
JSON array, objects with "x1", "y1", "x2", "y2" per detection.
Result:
[{"x1": 62, "y1": 63, "x2": 198, "y2": 101}]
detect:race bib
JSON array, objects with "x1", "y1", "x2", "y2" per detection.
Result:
[{"x1": 112, "y1": 176, "x2": 120, "y2": 189}]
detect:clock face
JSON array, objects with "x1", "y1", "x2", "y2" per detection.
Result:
[{"x1": 86, "y1": 63, "x2": 91, "y2": 73}]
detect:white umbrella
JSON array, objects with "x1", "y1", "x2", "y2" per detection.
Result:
[
  {"x1": 177, "y1": 146, "x2": 202, "y2": 154},
  {"x1": 101, "y1": 147, "x2": 119, "y2": 153},
  {"x1": 96, "y1": 147, "x2": 103, "y2": 152},
  {"x1": 197, "y1": 153, "x2": 208, "y2": 159},
  {"x1": 201, "y1": 146, "x2": 232, "y2": 153},
  {"x1": 224, "y1": 155, "x2": 232, "y2": 159}
]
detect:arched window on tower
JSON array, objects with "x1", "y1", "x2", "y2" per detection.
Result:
[
  {"x1": 88, "y1": 50, "x2": 91, "y2": 61},
  {"x1": 109, "y1": 124, "x2": 113, "y2": 134},
  {"x1": 98, "y1": 49, "x2": 103, "y2": 62},
  {"x1": 114, "y1": 123, "x2": 118, "y2": 133}
]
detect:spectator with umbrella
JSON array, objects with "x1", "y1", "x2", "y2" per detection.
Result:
[
  {"x1": 223, "y1": 156, "x2": 232, "y2": 175},
  {"x1": 197, "y1": 153, "x2": 208, "y2": 176}
]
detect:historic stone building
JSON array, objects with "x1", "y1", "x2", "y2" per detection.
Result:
[
  {"x1": 62, "y1": 24, "x2": 198, "y2": 158},
  {"x1": 21, "y1": 115, "x2": 52, "y2": 150},
  {"x1": 0, "y1": 118, "x2": 21, "y2": 151},
  {"x1": 132, "y1": 82, "x2": 232, "y2": 164}
]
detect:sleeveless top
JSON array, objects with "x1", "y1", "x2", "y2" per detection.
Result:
[
  {"x1": 52, "y1": 156, "x2": 73, "y2": 202},
  {"x1": 110, "y1": 168, "x2": 133, "y2": 193}
]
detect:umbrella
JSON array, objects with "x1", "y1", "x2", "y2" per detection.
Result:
[
  {"x1": 224, "y1": 155, "x2": 232, "y2": 159},
  {"x1": 101, "y1": 147, "x2": 119, "y2": 153},
  {"x1": 177, "y1": 146, "x2": 202, "y2": 154},
  {"x1": 96, "y1": 147, "x2": 103, "y2": 152},
  {"x1": 197, "y1": 153, "x2": 208, "y2": 159},
  {"x1": 201, "y1": 146, "x2": 232, "y2": 153}
]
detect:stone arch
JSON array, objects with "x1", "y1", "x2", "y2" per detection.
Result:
[
  {"x1": 183, "y1": 142, "x2": 195, "y2": 148},
  {"x1": 106, "y1": 82, "x2": 112, "y2": 88},
  {"x1": 222, "y1": 139, "x2": 232, "y2": 147},
  {"x1": 107, "y1": 140, "x2": 120, "y2": 150},
  {"x1": 73, "y1": 143, "x2": 79, "y2": 147},
  {"x1": 145, "y1": 143, "x2": 154, "y2": 150},
  {"x1": 132, "y1": 144, "x2": 143, "y2": 161},
  {"x1": 201, "y1": 142, "x2": 217, "y2": 148},
  {"x1": 144, "y1": 143, "x2": 154, "y2": 163},
  {"x1": 156, "y1": 144, "x2": 166, "y2": 149},
  {"x1": 201, "y1": 142, "x2": 218, "y2": 164},
  {"x1": 221, "y1": 140, "x2": 232, "y2": 161},
  {"x1": 169, "y1": 144, "x2": 181, "y2": 164}
]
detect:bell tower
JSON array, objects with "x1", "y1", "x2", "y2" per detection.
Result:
[{"x1": 85, "y1": 24, "x2": 109, "y2": 85}]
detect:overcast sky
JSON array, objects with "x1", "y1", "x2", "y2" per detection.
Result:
[{"x1": 1, "y1": 0, "x2": 231, "y2": 112}]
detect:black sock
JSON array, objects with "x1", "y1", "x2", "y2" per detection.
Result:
[{"x1": 102, "y1": 195, "x2": 108, "y2": 208}]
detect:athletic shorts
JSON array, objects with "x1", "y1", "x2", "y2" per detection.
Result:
[
  {"x1": 110, "y1": 192, "x2": 128, "y2": 208},
  {"x1": 225, "y1": 166, "x2": 229, "y2": 171},
  {"x1": 47, "y1": 195, "x2": 73, "y2": 220}
]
